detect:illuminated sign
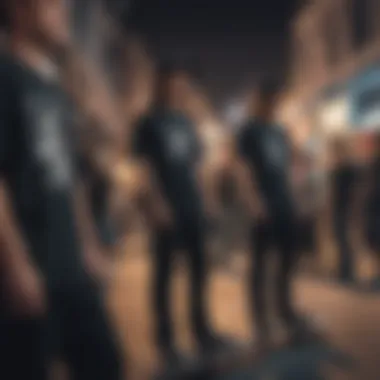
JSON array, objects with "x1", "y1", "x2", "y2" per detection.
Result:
[{"x1": 350, "y1": 64, "x2": 380, "y2": 129}]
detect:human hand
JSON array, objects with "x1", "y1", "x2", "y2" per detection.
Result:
[{"x1": 2, "y1": 259, "x2": 46, "y2": 317}]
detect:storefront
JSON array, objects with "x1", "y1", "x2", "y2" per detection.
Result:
[
  {"x1": 349, "y1": 63, "x2": 380, "y2": 159},
  {"x1": 350, "y1": 63, "x2": 380, "y2": 131}
]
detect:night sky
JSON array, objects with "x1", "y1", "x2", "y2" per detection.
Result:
[{"x1": 124, "y1": 0, "x2": 300, "y2": 109}]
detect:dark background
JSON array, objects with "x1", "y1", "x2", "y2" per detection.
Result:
[{"x1": 124, "y1": 0, "x2": 302, "y2": 109}]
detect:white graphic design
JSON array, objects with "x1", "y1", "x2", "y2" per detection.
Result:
[
  {"x1": 168, "y1": 129, "x2": 191, "y2": 161},
  {"x1": 34, "y1": 107, "x2": 73, "y2": 190},
  {"x1": 266, "y1": 135, "x2": 285, "y2": 168}
]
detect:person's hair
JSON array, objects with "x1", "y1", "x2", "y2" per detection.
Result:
[
  {"x1": 153, "y1": 61, "x2": 193, "y2": 105},
  {"x1": 157, "y1": 61, "x2": 192, "y2": 83},
  {"x1": 255, "y1": 78, "x2": 281, "y2": 102}
]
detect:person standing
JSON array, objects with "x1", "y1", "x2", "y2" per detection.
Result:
[
  {"x1": 0, "y1": 1, "x2": 123, "y2": 378},
  {"x1": 292, "y1": 149, "x2": 320, "y2": 260},
  {"x1": 363, "y1": 133, "x2": 380, "y2": 290},
  {"x1": 328, "y1": 137, "x2": 357, "y2": 284},
  {"x1": 233, "y1": 81, "x2": 306, "y2": 345},
  {"x1": 133, "y1": 64, "x2": 229, "y2": 364}
]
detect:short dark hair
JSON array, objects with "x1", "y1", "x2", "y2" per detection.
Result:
[
  {"x1": 157, "y1": 61, "x2": 191, "y2": 80},
  {"x1": 255, "y1": 78, "x2": 281, "y2": 101}
]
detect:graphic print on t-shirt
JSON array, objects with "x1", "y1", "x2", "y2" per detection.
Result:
[
  {"x1": 27, "y1": 95, "x2": 73, "y2": 191},
  {"x1": 167, "y1": 127, "x2": 192, "y2": 162},
  {"x1": 265, "y1": 132, "x2": 286, "y2": 169}
]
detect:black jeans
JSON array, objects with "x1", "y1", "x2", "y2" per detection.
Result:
[
  {"x1": 0, "y1": 279, "x2": 123, "y2": 380},
  {"x1": 152, "y1": 219, "x2": 210, "y2": 348},
  {"x1": 249, "y1": 213, "x2": 299, "y2": 331},
  {"x1": 298, "y1": 216, "x2": 317, "y2": 256},
  {"x1": 0, "y1": 315, "x2": 47, "y2": 380},
  {"x1": 333, "y1": 211, "x2": 354, "y2": 280}
]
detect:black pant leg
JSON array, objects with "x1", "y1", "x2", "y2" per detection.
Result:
[
  {"x1": 273, "y1": 214, "x2": 299, "y2": 325},
  {"x1": 249, "y1": 220, "x2": 272, "y2": 331},
  {"x1": 56, "y1": 282, "x2": 123, "y2": 380},
  {"x1": 182, "y1": 223, "x2": 210, "y2": 339},
  {"x1": 151, "y1": 228, "x2": 176, "y2": 347},
  {"x1": 334, "y1": 212, "x2": 354, "y2": 280},
  {"x1": 0, "y1": 316, "x2": 48, "y2": 380}
]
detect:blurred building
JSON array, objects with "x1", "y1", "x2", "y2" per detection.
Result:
[{"x1": 279, "y1": 0, "x2": 380, "y2": 159}]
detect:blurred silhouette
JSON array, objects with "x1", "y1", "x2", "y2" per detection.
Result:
[
  {"x1": 233, "y1": 81, "x2": 316, "y2": 346},
  {"x1": 363, "y1": 132, "x2": 380, "y2": 290},
  {"x1": 327, "y1": 137, "x2": 358, "y2": 284},
  {"x1": 0, "y1": 1, "x2": 123, "y2": 379},
  {"x1": 132, "y1": 63, "x2": 232, "y2": 367},
  {"x1": 291, "y1": 149, "x2": 320, "y2": 260}
]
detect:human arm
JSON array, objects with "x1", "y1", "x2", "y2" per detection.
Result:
[
  {"x1": 74, "y1": 180, "x2": 114, "y2": 284},
  {"x1": 0, "y1": 183, "x2": 46, "y2": 316},
  {"x1": 0, "y1": 69, "x2": 45, "y2": 316}
]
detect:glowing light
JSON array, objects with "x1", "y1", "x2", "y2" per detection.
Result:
[{"x1": 317, "y1": 96, "x2": 348, "y2": 134}]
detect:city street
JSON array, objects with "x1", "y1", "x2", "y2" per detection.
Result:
[{"x1": 107, "y1": 237, "x2": 380, "y2": 380}]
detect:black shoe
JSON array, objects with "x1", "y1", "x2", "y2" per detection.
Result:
[
  {"x1": 287, "y1": 315, "x2": 327, "y2": 346},
  {"x1": 367, "y1": 277, "x2": 380, "y2": 292},
  {"x1": 338, "y1": 273, "x2": 356, "y2": 286},
  {"x1": 198, "y1": 331, "x2": 239, "y2": 355},
  {"x1": 160, "y1": 345, "x2": 191, "y2": 369}
]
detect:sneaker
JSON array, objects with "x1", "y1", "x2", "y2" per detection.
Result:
[
  {"x1": 338, "y1": 273, "x2": 356, "y2": 287},
  {"x1": 367, "y1": 277, "x2": 380, "y2": 292},
  {"x1": 198, "y1": 332, "x2": 240, "y2": 356},
  {"x1": 160, "y1": 345, "x2": 191, "y2": 369}
]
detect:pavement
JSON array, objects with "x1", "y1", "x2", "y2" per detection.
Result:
[{"x1": 107, "y1": 238, "x2": 380, "y2": 380}]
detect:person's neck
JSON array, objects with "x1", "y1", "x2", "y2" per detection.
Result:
[
  {"x1": 10, "y1": 36, "x2": 59, "y2": 81},
  {"x1": 250, "y1": 113, "x2": 272, "y2": 124},
  {"x1": 155, "y1": 101, "x2": 182, "y2": 113}
]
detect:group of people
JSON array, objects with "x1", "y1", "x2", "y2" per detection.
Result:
[{"x1": 2, "y1": 1, "x2": 380, "y2": 380}]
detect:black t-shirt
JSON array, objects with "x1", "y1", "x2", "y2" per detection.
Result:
[
  {"x1": 0, "y1": 53, "x2": 86, "y2": 288},
  {"x1": 237, "y1": 119, "x2": 294, "y2": 213},
  {"x1": 330, "y1": 163, "x2": 357, "y2": 214},
  {"x1": 82, "y1": 157, "x2": 115, "y2": 247},
  {"x1": 366, "y1": 157, "x2": 380, "y2": 212},
  {"x1": 133, "y1": 109, "x2": 203, "y2": 221}
]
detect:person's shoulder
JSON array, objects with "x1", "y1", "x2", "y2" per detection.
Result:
[
  {"x1": 272, "y1": 123, "x2": 286, "y2": 135},
  {"x1": 136, "y1": 113, "x2": 153, "y2": 129},
  {"x1": 0, "y1": 51, "x2": 20, "y2": 86},
  {"x1": 0, "y1": 52, "x2": 23, "y2": 110},
  {"x1": 237, "y1": 119, "x2": 257, "y2": 137}
]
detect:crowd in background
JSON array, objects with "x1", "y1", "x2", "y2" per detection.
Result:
[{"x1": 1, "y1": 1, "x2": 380, "y2": 380}]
